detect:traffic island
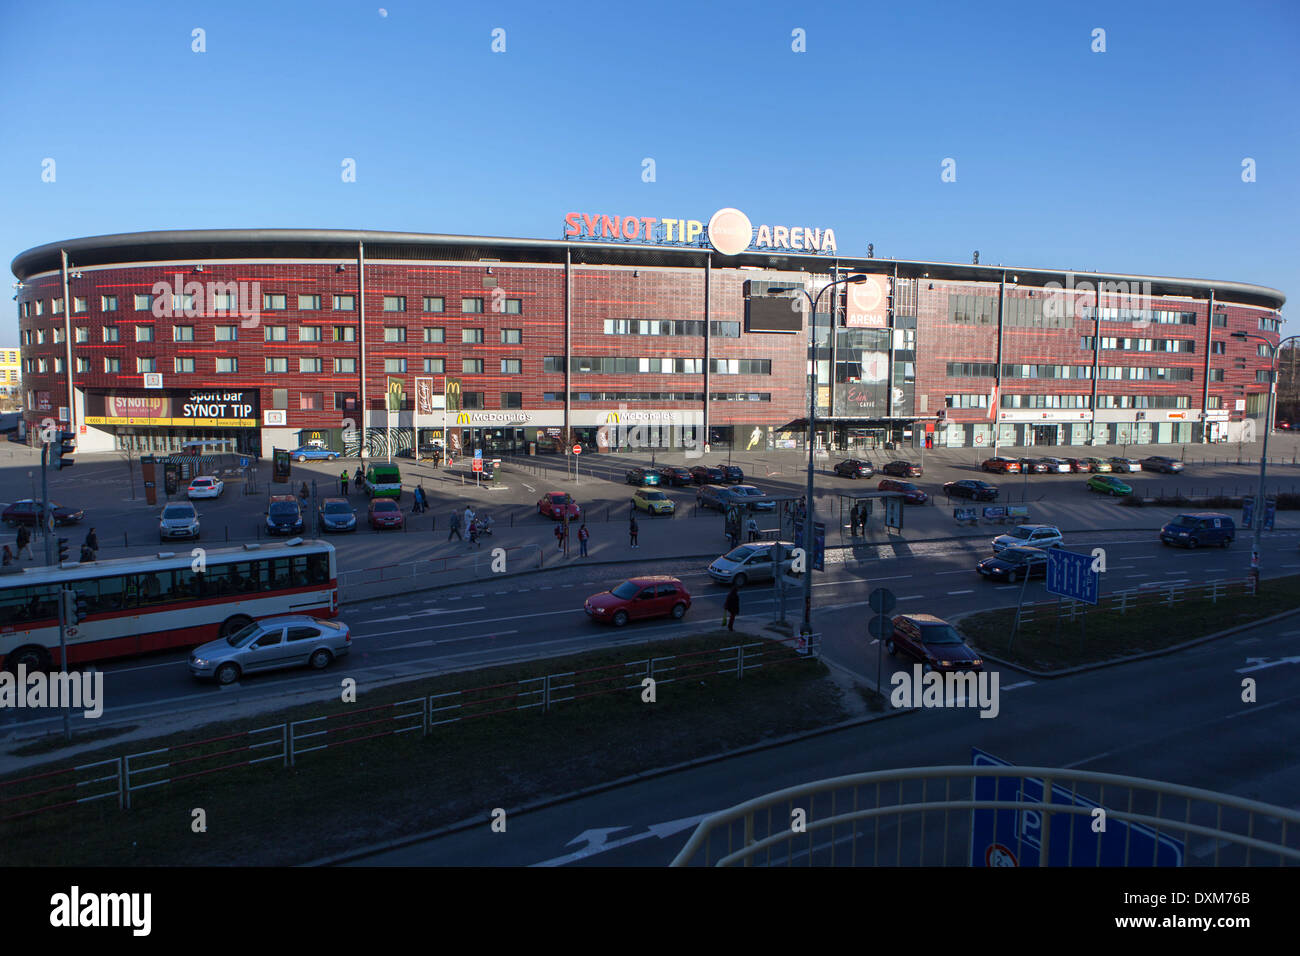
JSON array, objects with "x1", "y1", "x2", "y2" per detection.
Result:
[
  {"x1": 957, "y1": 573, "x2": 1300, "y2": 673},
  {"x1": 0, "y1": 631, "x2": 850, "y2": 866}
]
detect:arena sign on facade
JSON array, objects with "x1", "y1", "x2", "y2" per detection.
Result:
[{"x1": 563, "y1": 207, "x2": 837, "y2": 256}]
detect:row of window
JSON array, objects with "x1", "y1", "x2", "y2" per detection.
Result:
[
  {"x1": 1078, "y1": 337, "x2": 1197, "y2": 352},
  {"x1": 948, "y1": 361, "x2": 1201, "y2": 380},
  {"x1": 542, "y1": 357, "x2": 773, "y2": 375},
  {"x1": 1082, "y1": 307, "x2": 1199, "y2": 325},
  {"x1": 602, "y1": 319, "x2": 741, "y2": 338},
  {"x1": 25, "y1": 325, "x2": 524, "y2": 346},
  {"x1": 18, "y1": 294, "x2": 516, "y2": 318},
  {"x1": 540, "y1": 392, "x2": 772, "y2": 403},
  {"x1": 994, "y1": 394, "x2": 1198, "y2": 410}
]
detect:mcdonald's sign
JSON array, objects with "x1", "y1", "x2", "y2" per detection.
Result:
[
  {"x1": 387, "y1": 377, "x2": 405, "y2": 411},
  {"x1": 604, "y1": 411, "x2": 620, "y2": 424},
  {"x1": 445, "y1": 378, "x2": 462, "y2": 411},
  {"x1": 455, "y1": 412, "x2": 471, "y2": 426}
]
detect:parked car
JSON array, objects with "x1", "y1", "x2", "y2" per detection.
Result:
[
  {"x1": 881, "y1": 460, "x2": 923, "y2": 477},
  {"x1": 1108, "y1": 457, "x2": 1143, "y2": 473},
  {"x1": 625, "y1": 467, "x2": 661, "y2": 487},
  {"x1": 189, "y1": 615, "x2": 351, "y2": 684},
  {"x1": 368, "y1": 498, "x2": 405, "y2": 530},
  {"x1": 2, "y1": 499, "x2": 84, "y2": 527},
  {"x1": 1035, "y1": 457, "x2": 1072, "y2": 474},
  {"x1": 708, "y1": 541, "x2": 799, "y2": 586},
  {"x1": 186, "y1": 476, "x2": 225, "y2": 499},
  {"x1": 944, "y1": 479, "x2": 999, "y2": 502},
  {"x1": 878, "y1": 478, "x2": 928, "y2": 504},
  {"x1": 318, "y1": 497, "x2": 357, "y2": 533},
  {"x1": 584, "y1": 576, "x2": 692, "y2": 627},
  {"x1": 1072, "y1": 457, "x2": 1112, "y2": 473},
  {"x1": 1141, "y1": 455, "x2": 1184, "y2": 474},
  {"x1": 690, "y1": 465, "x2": 727, "y2": 485},
  {"x1": 977, "y1": 546, "x2": 1049, "y2": 582},
  {"x1": 726, "y1": 485, "x2": 776, "y2": 511},
  {"x1": 992, "y1": 524, "x2": 1064, "y2": 553},
  {"x1": 537, "y1": 492, "x2": 581, "y2": 520},
  {"x1": 885, "y1": 613, "x2": 983, "y2": 673},
  {"x1": 364, "y1": 464, "x2": 403, "y2": 499},
  {"x1": 159, "y1": 502, "x2": 201, "y2": 542},
  {"x1": 981, "y1": 457, "x2": 1021, "y2": 474},
  {"x1": 632, "y1": 489, "x2": 676, "y2": 515},
  {"x1": 1087, "y1": 474, "x2": 1133, "y2": 496},
  {"x1": 834, "y1": 458, "x2": 876, "y2": 478},
  {"x1": 657, "y1": 465, "x2": 693, "y2": 486},
  {"x1": 1160, "y1": 513, "x2": 1234, "y2": 548},
  {"x1": 721, "y1": 465, "x2": 745, "y2": 484},
  {"x1": 265, "y1": 496, "x2": 305, "y2": 536},
  {"x1": 1017, "y1": 458, "x2": 1050, "y2": 474},
  {"x1": 291, "y1": 444, "x2": 340, "y2": 462}
]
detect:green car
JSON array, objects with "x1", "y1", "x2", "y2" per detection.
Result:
[{"x1": 1087, "y1": 474, "x2": 1132, "y2": 496}]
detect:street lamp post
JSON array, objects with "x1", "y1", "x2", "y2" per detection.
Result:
[
  {"x1": 1231, "y1": 331, "x2": 1299, "y2": 590},
  {"x1": 768, "y1": 274, "x2": 870, "y2": 638}
]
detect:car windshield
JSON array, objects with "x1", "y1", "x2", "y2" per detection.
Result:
[
  {"x1": 1170, "y1": 516, "x2": 1198, "y2": 527},
  {"x1": 162, "y1": 505, "x2": 194, "y2": 519},
  {"x1": 723, "y1": 546, "x2": 757, "y2": 562},
  {"x1": 1007, "y1": 527, "x2": 1033, "y2": 539},
  {"x1": 225, "y1": 622, "x2": 261, "y2": 647},
  {"x1": 641, "y1": 491, "x2": 667, "y2": 501},
  {"x1": 895, "y1": 483, "x2": 917, "y2": 492},
  {"x1": 324, "y1": 502, "x2": 351, "y2": 514},
  {"x1": 1003, "y1": 549, "x2": 1031, "y2": 565},
  {"x1": 610, "y1": 581, "x2": 640, "y2": 599},
  {"x1": 734, "y1": 487, "x2": 760, "y2": 496},
  {"x1": 920, "y1": 624, "x2": 964, "y2": 645},
  {"x1": 269, "y1": 502, "x2": 298, "y2": 516},
  {"x1": 373, "y1": 501, "x2": 397, "y2": 512}
]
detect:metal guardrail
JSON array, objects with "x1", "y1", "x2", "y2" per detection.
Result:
[
  {"x1": 671, "y1": 766, "x2": 1300, "y2": 866},
  {"x1": 1019, "y1": 576, "x2": 1253, "y2": 624},
  {"x1": 0, "y1": 756, "x2": 123, "y2": 821}
]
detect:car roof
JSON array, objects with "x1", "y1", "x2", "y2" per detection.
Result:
[
  {"x1": 626, "y1": 575, "x2": 683, "y2": 585},
  {"x1": 894, "y1": 612, "x2": 950, "y2": 625},
  {"x1": 1010, "y1": 524, "x2": 1056, "y2": 531},
  {"x1": 320, "y1": 497, "x2": 348, "y2": 504},
  {"x1": 255, "y1": 614, "x2": 333, "y2": 627},
  {"x1": 1179, "y1": 512, "x2": 1229, "y2": 518},
  {"x1": 1003, "y1": 545, "x2": 1047, "y2": 556},
  {"x1": 269, "y1": 495, "x2": 296, "y2": 503}
]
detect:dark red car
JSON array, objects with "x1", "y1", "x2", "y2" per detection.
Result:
[
  {"x1": 878, "y1": 478, "x2": 928, "y2": 504},
  {"x1": 885, "y1": 613, "x2": 983, "y2": 672},
  {"x1": 584, "y1": 575, "x2": 692, "y2": 627},
  {"x1": 981, "y1": 457, "x2": 1021, "y2": 474},
  {"x1": 537, "y1": 492, "x2": 581, "y2": 520},
  {"x1": 881, "y1": 460, "x2": 922, "y2": 478},
  {"x1": 2, "y1": 499, "x2": 84, "y2": 526},
  {"x1": 368, "y1": 498, "x2": 405, "y2": 530}
]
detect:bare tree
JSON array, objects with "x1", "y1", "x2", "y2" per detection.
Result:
[{"x1": 119, "y1": 446, "x2": 139, "y2": 500}]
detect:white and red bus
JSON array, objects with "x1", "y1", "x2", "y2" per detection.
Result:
[{"x1": 0, "y1": 538, "x2": 338, "y2": 672}]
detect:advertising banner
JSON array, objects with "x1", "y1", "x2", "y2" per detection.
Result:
[
  {"x1": 845, "y1": 274, "x2": 890, "y2": 327},
  {"x1": 87, "y1": 390, "x2": 258, "y2": 427}
]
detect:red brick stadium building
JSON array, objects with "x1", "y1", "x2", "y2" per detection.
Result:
[{"x1": 9, "y1": 226, "x2": 1285, "y2": 459}]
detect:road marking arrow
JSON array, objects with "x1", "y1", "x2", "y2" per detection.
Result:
[
  {"x1": 532, "y1": 814, "x2": 709, "y2": 867},
  {"x1": 1237, "y1": 656, "x2": 1300, "y2": 673},
  {"x1": 367, "y1": 605, "x2": 486, "y2": 624}
]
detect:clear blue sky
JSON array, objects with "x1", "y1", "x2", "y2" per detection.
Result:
[{"x1": 2, "y1": 0, "x2": 1296, "y2": 346}]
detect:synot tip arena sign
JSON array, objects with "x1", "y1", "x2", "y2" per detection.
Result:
[{"x1": 563, "y1": 207, "x2": 837, "y2": 256}]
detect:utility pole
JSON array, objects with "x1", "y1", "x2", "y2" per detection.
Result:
[{"x1": 41, "y1": 441, "x2": 71, "y2": 740}]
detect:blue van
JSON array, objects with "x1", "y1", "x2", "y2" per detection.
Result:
[{"x1": 1160, "y1": 512, "x2": 1234, "y2": 549}]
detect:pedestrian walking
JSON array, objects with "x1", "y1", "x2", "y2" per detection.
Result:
[
  {"x1": 724, "y1": 584, "x2": 740, "y2": 631},
  {"x1": 16, "y1": 525, "x2": 33, "y2": 560},
  {"x1": 629, "y1": 515, "x2": 639, "y2": 549},
  {"x1": 554, "y1": 522, "x2": 566, "y2": 552},
  {"x1": 463, "y1": 505, "x2": 475, "y2": 534},
  {"x1": 448, "y1": 510, "x2": 462, "y2": 541},
  {"x1": 340, "y1": 470, "x2": 350, "y2": 495},
  {"x1": 85, "y1": 527, "x2": 99, "y2": 556},
  {"x1": 850, "y1": 506, "x2": 859, "y2": 537},
  {"x1": 578, "y1": 523, "x2": 589, "y2": 557},
  {"x1": 468, "y1": 519, "x2": 480, "y2": 547},
  {"x1": 747, "y1": 516, "x2": 760, "y2": 542}
]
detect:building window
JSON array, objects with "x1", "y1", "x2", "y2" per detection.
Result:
[
  {"x1": 544, "y1": 357, "x2": 564, "y2": 373},
  {"x1": 501, "y1": 329, "x2": 522, "y2": 344},
  {"x1": 1211, "y1": 341, "x2": 1225, "y2": 355},
  {"x1": 104, "y1": 357, "x2": 120, "y2": 373},
  {"x1": 300, "y1": 357, "x2": 322, "y2": 373},
  {"x1": 174, "y1": 357, "x2": 194, "y2": 373},
  {"x1": 73, "y1": 296, "x2": 88, "y2": 314},
  {"x1": 263, "y1": 293, "x2": 287, "y2": 311},
  {"x1": 501, "y1": 358, "x2": 521, "y2": 374},
  {"x1": 944, "y1": 394, "x2": 989, "y2": 408},
  {"x1": 498, "y1": 298, "x2": 522, "y2": 315},
  {"x1": 273, "y1": 389, "x2": 288, "y2": 410},
  {"x1": 135, "y1": 326, "x2": 154, "y2": 343},
  {"x1": 210, "y1": 292, "x2": 235, "y2": 313},
  {"x1": 37, "y1": 359, "x2": 48, "y2": 373},
  {"x1": 334, "y1": 392, "x2": 357, "y2": 412},
  {"x1": 36, "y1": 330, "x2": 45, "y2": 345},
  {"x1": 1208, "y1": 369, "x2": 1225, "y2": 382},
  {"x1": 333, "y1": 326, "x2": 356, "y2": 342},
  {"x1": 52, "y1": 298, "x2": 64, "y2": 315},
  {"x1": 103, "y1": 327, "x2": 119, "y2": 343},
  {"x1": 333, "y1": 294, "x2": 355, "y2": 311},
  {"x1": 300, "y1": 326, "x2": 321, "y2": 342},
  {"x1": 423, "y1": 327, "x2": 445, "y2": 344},
  {"x1": 335, "y1": 357, "x2": 356, "y2": 374},
  {"x1": 1212, "y1": 313, "x2": 1228, "y2": 328},
  {"x1": 136, "y1": 357, "x2": 156, "y2": 373},
  {"x1": 383, "y1": 296, "x2": 406, "y2": 312},
  {"x1": 133, "y1": 294, "x2": 153, "y2": 311},
  {"x1": 265, "y1": 325, "x2": 288, "y2": 342},
  {"x1": 423, "y1": 358, "x2": 445, "y2": 374},
  {"x1": 266, "y1": 357, "x2": 289, "y2": 373},
  {"x1": 423, "y1": 296, "x2": 444, "y2": 312},
  {"x1": 461, "y1": 391, "x2": 484, "y2": 409},
  {"x1": 298, "y1": 294, "x2": 321, "y2": 310},
  {"x1": 53, "y1": 328, "x2": 64, "y2": 344},
  {"x1": 1257, "y1": 369, "x2": 1272, "y2": 383},
  {"x1": 462, "y1": 297, "x2": 484, "y2": 314},
  {"x1": 54, "y1": 358, "x2": 64, "y2": 373},
  {"x1": 216, "y1": 357, "x2": 238, "y2": 373},
  {"x1": 173, "y1": 325, "x2": 194, "y2": 342},
  {"x1": 1207, "y1": 396, "x2": 1222, "y2": 409},
  {"x1": 215, "y1": 325, "x2": 238, "y2": 342},
  {"x1": 462, "y1": 328, "x2": 484, "y2": 344},
  {"x1": 76, "y1": 357, "x2": 91, "y2": 373},
  {"x1": 300, "y1": 391, "x2": 324, "y2": 411},
  {"x1": 501, "y1": 392, "x2": 523, "y2": 409},
  {"x1": 101, "y1": 295, "x2": 118, "y2": 311},
  {"x1": 462, "y1": 359, "x2": 483, "y2": 374},
  {"x1": 384, "y1": 358, "x2": 407, "y2": 374},
  {"x1": 383, "y1": 327, "x2": 406, "y2": 343}
]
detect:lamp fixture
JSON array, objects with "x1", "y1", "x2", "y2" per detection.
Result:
[
  {"x1": 193, "y1": 265, "x2": 204, "y2": 273},
  {"x1": 633, "y1": 270, "x2": 640, "y2": 278},
  {"x1": 486, "y1": 267, "x2": 493, "y2": 275},
  {"x1": 336, "y1": 264, "x2": 346, "y2": 273}
]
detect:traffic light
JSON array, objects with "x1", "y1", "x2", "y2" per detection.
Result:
[
  {"x1": 63, "y1": 588, "x2": 88, "y2": 625},
  {"x1": 51, "y1": 430, "x2": 75, "y2": 470},
  {"x1": 57, "y1": 537, "x2": 69, "y2": 563}
]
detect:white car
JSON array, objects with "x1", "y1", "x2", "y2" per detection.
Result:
[
  {"x1": 186, "y1": 476, "x2": 225, "y2": 499},
  {"x1": 992, "y1": 524, "x2": 1064, "y2": 553},
  {"x1": 1108, "y1": 458, "x2": 1143, "y2": 473}
]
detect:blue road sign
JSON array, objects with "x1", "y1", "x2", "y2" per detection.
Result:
[
  {"x1": 1242, "y1": 495, "x2": 1255, "y2": 529},
  {"x1": 239, "y1": 457, "x2": 249, "y2": 469},
  {"x1": 474, "y1": 448, "x2": 483, "y2": 459},
  {"x1": 1045, "y1": 548, "x2": 1099, "y2": 605},
  {"x1": 813, "y1": 521, "x2": 825, "y2": 571},
  {"x1": 970, "y1": 749, "x2": 1184, "y2": 867},
  {"x1": 1264, "y1": 497, "x2": 1276, "y2": 531}
]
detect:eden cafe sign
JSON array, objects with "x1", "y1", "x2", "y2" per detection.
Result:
[{"x1": 563, "y1": 207, "x2": 838, "y2": 256}]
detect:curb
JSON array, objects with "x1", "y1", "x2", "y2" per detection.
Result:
[
  {"x1": 953, "y1": 603, "x2": 1300, "y2": 679},
  {"x1": 305, "y1": 676, "x2": 910, "y2": 866}
]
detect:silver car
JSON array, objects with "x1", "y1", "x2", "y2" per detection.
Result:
[
  {"x1": 189, "y1": 615, "x2": 351, "y2": 684},
  {"x1": 708, "y1": 541, "x2": 799, "y2": 586},
  {"x1": 1108, "y1": 457, "x2": 1143, "y2": 473},
  {"x1": 992, "y1": 524, "x2": 1064, "y2": 553},
  {"x1": 159, "y1": 502, "x2": 200, "y2": 541}
]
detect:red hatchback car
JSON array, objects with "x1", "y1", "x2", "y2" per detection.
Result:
[
  {"x1": 878, "y1": 478, "x2": 928, "y2": 504},
  {"x1": 584, "y1": 575, "x2": 692, "y2": 627},
  {"x1": 537, "y1": 492, "x2": 581, "y2": 520},
  {"x1": 981, "y1": 457, "x2": 1021, "y2": 474},
  {"x1": 368, "y1": 498, "x2": 405, "y2": 530},
  {"x1": 886, "y1": 613, "x2": 983, "y2": 672}
]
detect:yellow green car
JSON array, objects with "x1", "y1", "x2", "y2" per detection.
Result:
[{"x1": 632, "y1": 488, "x2": 676, "y2": 515}]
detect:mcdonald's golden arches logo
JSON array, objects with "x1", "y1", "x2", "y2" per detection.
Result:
[
  {"x1": 445, "y1": 378, "x2": 462, "y2": 411},
  {"x1": 455, "y1": 412, "x2": 471, "y2": 426},
  {"x1": 604, "y1": 411, "x2": 620, "y2": 424}
]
